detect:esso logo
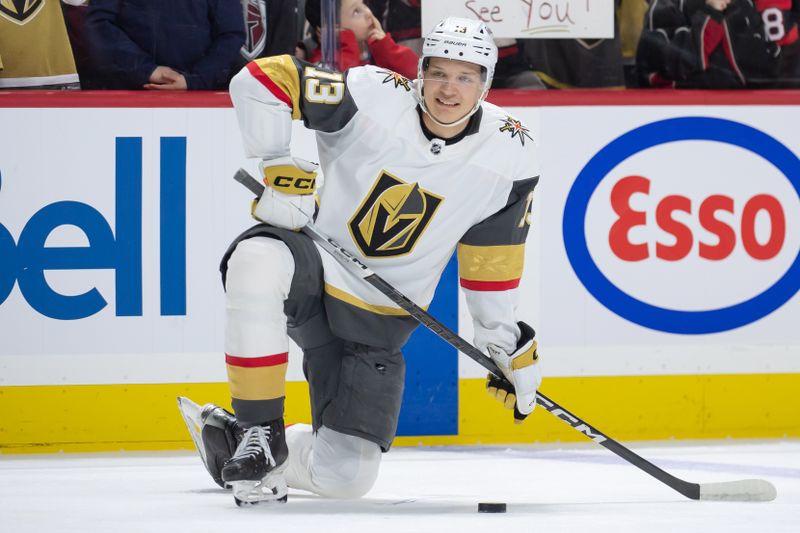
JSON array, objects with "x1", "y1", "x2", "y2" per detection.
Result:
[
  {"x1": 563, "y1": 117, "x2": 800, "y2": 334},
  {"x1": 609, "y1": 176, "x2": 785, "y2": 262}
]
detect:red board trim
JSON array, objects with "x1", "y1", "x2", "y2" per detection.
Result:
[{"x1": 2, "y1": 89, "x2": 800, "y2": 108}]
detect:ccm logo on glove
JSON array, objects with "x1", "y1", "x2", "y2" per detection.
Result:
[{"x1": 264, "y1": 164, "x2": 317, "y2": 195}]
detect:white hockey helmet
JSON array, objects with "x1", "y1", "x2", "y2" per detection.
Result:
[{"x1": 417, "y1": 17, "x2": 498, "y2": 127}]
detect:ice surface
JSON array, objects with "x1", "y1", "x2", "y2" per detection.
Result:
[{"x1": 1, "y1": 440, "x2": 798, "y2": 533}]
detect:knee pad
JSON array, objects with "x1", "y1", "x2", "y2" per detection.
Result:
[
  {"x1": 225, "y1": 237, "x2": 294, "y2": 300},
  {"x1": 225, "y1": 237, "x2": 295, "y2": 356},
  {"x1": 285, "y1": 424, "x2": 381, "y2": 499},
  {"x1": 314, "y1": 426, "x2": 381, "y2": 498}
]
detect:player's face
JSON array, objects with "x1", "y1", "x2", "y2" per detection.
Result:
[
  {"x1": 422, "y1": 58, "x2": 484, "y2": 125},
  {"x1": 340, "y1": 0, "x2": 372, "y2": 42}
]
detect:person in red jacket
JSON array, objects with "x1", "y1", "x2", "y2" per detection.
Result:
[{"x1": 299, "y1": 0, "x2": 418, "y2": 79}]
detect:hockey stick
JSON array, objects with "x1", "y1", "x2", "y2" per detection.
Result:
[{"x1": 233, "y1": 168, "x2": 777, "y2": 502}]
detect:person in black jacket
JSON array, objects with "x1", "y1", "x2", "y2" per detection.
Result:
[
  {"x1": 636, "y1": 0, "x2": 782, "y2": 88},
  {"x1": 86, "y1": 0, "x2": 245, "y2": 90},
  {"x1": 237, "y1": 0, "x2": 302, "y2": 67}
]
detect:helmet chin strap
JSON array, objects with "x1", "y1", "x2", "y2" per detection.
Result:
[
  {"x1": 417, "y1": 81, "x2": 489, "y2": 130},
  {"x1": 420, "y1": 100, "x2": 479, "y2": 129}
]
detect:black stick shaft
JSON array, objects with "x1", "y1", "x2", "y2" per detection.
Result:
[{"x1": 233, "y1": 168, "x2": 702, "y2": 500}]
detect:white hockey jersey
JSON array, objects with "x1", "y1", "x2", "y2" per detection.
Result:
[{"x1": 229, "y1": 56, "x2": 540, "y2": 352}]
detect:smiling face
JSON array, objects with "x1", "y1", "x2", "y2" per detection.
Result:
[
  {"x1": 340, "y1": 0, "x2": 372, "y2": 41},
  {"x1": 421, "y1": 57, "x2": 485, "y2": 132}
]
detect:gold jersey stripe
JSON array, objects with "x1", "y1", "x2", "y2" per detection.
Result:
[
  {"x1": 252, "y1": 55, "x2": 301, "y2": 120},
  {"x1": 226, "y1": 362, "x2": 288, "y2": 401},
  {"x1": 324, "y1": 283, "x2": 429, "y2": 316},
  {"x1": 457, "y1": 243, "x2": 525, "y2": 282}
]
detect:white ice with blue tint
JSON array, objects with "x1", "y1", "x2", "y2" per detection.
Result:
[{"x1": 2, "y1": 440, "x2": 798, "y2": 533}]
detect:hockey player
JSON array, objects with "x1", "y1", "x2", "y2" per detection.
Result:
[{"x1": 190, "y1": 16, "x2": 542, "y2": 505}]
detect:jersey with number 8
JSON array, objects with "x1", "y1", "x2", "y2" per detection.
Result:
[{"x1": 756, "y1": 0, "x2": 799, "y2": 46}]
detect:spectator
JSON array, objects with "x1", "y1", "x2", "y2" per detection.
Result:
[
  {"x1": 238, "y1": 0, "x2": 302, "y2": 66},
  {"x1": 636, "y1": 0, "x2": 782, "y2": 88},
  {"x1": 86, "y1": 0, "x2": 246, "y2": 90},
  {"x1": 299, "y1": 0, "x2": 418, "y2": 79},
  {"x1": 520, "y1": 38, "x2": 625, "y2": 89},
  {"x1": 493, "y1": 39, "x2": 547, "y2": 89},
  {"x1": 519, "y1": 0, "x2": 625, "y2": 89},
  {"x1": 512, "y1": 1, "x2": 638, "y2": 89},
  {"x1": 762, "y1": 0, "x2": 800, "y2": 87},
  {"x1": 619, "y1": 0, "x2": 650, "y2": 86},
  {"x1": 0, "y1": 0, "x2": 86, "y2": 89},
  {"x1": 369, "y1": 0, "x2": 422, "y2": 54},
  {"x1": 61, "y1": 0, "x2": 98, "y2": 89}
]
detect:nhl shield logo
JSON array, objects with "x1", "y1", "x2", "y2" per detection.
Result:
[
  {"x1": 0, "y1": 0, "x2": 44, "y2": 24},
  {"x1": 349, "y1": 171, "x2": 443, "y2": 257}
]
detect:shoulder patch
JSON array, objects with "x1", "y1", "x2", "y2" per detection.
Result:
[
  {"x1": 499, "y1": 116, "x2": 533, "y2": 146},
  {"x1": 376, "y1": 69, "x2": 413, "y2": 92}
]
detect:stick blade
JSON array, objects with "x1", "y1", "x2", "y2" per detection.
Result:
[{"x1": 699, "y1": 479, "x2": 777, "y2": 502}]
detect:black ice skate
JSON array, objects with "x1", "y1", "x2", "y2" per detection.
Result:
[
  {"x1": 221, "y1": 419, "x2": 288, "y2": 506},
  {"x1": 177, "y1": 397, "x2": 243, "y2": 488},
  {"x1": 199, "y1": 403, "x2": 243, "y2": 488}
]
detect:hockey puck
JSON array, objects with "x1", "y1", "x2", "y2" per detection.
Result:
[{"x1": 478, "y1": 502, "x2": 507, "y2": 513}]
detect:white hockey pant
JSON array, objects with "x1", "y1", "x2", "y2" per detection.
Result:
[
  {"x1": 225, "y1": 236, "x2": 294, "y2": 362},
  {"x1": 226, "y1": 237, "x2": 381, "y2": 498},
  {"x1": 285, "y1": 424, "x2": 382, "y2": 499}
]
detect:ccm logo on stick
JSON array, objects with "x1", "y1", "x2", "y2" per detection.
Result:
[{"x1": 563, "y1": 117, "x2": 800, "y2": 334}]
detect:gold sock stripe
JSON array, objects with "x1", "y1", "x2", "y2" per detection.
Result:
[{"x1": 226, "y1": 362, "x2": 288, "y2": 401}]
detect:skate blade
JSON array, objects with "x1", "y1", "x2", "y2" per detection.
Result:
[
  {"x1": 177, "y1": 396, "x2": 233, "y2": 488},
  {"x1": 176, "y1": 396, "x2": 207, "y2": 465},
  {"x1": 231, "y1": 478, "x2": 288, "y2": 506},
  {"x1": 230, "y1": 464, "x2": 288, "y2": 506}
]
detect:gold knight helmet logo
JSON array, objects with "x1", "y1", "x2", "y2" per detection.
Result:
[
  {"x1": 0, "y1": 0, "x2": 43, "y2": 24},
  {"x1": 349, "y1": 171, "x2": 443, "y2": 257}
]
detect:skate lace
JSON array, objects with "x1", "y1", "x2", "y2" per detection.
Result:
[{"x1": 233, "y1": 425, "x2": 276, "y2": 468}]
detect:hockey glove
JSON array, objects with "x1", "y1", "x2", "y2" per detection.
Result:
[
  {"x1": 251, "y1": 156, "x2": 318, "y2": 230},
  {"x1": 485, "y1": 321, "x2": 541, "y2": 423}
]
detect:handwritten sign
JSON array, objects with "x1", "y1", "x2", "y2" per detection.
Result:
[{"x1": 421, "y1": 1, "x2": 614, "y2": 39}]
